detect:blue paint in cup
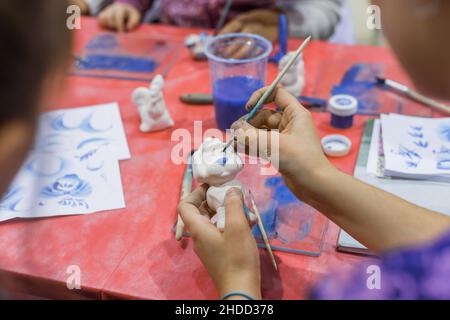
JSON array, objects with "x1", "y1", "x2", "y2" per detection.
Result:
[
  {"x1": 213, "y1": 76, "x2": 264, "y2": 130},
  {"x1": 205, "y1": 33, "x2": 272, "y2": 131}
]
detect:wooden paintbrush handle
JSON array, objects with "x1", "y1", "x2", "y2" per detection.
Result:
[{"x1": 409, "y1": 91, "x2": 450, "y2": 115}]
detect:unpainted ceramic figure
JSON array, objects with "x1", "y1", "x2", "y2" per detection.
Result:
[
  {"x1": 192, "y1": 138, "x2": 253, "y2": 230},
  {"x1": 184, "y1": 33, "x2": 211, "y2": 60},
  {"x1": 279, "y1": 51, "x2": 305, "y2": 97},
  {"x1": 132, "y1": 75, "x2": 174, "y2": 132}
]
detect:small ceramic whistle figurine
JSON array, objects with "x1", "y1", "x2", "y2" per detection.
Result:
[
  {"x1": 132, "y1": 74, "x2": 174, "y2": 132},
  {"x1": 278, "y1": 51, "x2": 305, "y2": 97},
  {"x1": 184, "y1": 32, "x2": 211, "y2": 60},
  {"x1": 192, "y1": 138, "x2": 254, "y2": 230}
]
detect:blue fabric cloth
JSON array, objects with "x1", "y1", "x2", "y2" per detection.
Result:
[{"x1": 311, "y1": 230, "x2": 450, "y2": 299}]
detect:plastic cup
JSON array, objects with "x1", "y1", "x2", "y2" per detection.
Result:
[{"x1": 205, "y1": 33, "x2": 272, "y2": 131}]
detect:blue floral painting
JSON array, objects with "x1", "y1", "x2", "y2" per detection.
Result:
[{"x1": 41, "y1": 174, "x2": 92, "y2": 208}]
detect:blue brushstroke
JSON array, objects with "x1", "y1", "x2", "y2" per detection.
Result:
[
  {"x1": 413, "y1": 140, "x2": 428, "y2": 149},
  {"x1": 25, "y1": 156, "x2": 65, "y2": 177},
  {"x1": 215, "y1": 157, "x2": 227, "y2": 166},
  {"x1": 437, "y1": 159, "x2": 450, "y2": 170},
  {"x1": 331, "y1": 63, "x2": 383, "y2": 115},
  {"x1": 79, "y1": 114, "x2": 113, "y2": 133},
  {"x1": 78, "y1": 148, "x2": 99, "y2": 162},
  {"x1": 253, "y1": 177, "x2": 312, "y2": 242},
  {"x1": 438, "y1": 124, "x2": 450, "y2": 142},
  {"x1": 434, "y1": 146, "x2": 450, "y2": 155},
  {"x1": 86, "y1": 34, "x2": 118, "y2": 50},
  {"x1": 77, "y1": 55, "x2": 157, "y2": 73},
  {"x1": 52, "y1": 114, "x2": 80, "y2": 131},
  {"x1": 0, "y1": 185, "x2": 23, "y2": 212},
  {"x1": 252, "y1": 201, "x2": 278, "y2": 239},
  {"x1": 408, "y1": 132, "x2": 424, "y2": 139},
  {"x1": 41, "y1": 174, "x2": 92, "y2": 198},
  {"x1": 393, "y1": 144, "x2": 422, "y2": 160},
  {"x1": 52, "y1": 113, "x2": 112, "y2": 133},
  {"x1": 263, "y1": 177, "x2": 298, "y2": 205},
  {"x1": 77, "y1": 137, "x2": 112, "y2": 150},
  {"x1": 87, "y1": 161, "x2": 104, "y2": 172}
]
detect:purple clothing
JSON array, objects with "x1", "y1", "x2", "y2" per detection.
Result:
[
  {"x1": 311, "y1": 229, "x2": 450, "y2": 300},
  {"x1": 117, "y1": 0, "x2": 274, "y2": 28}
]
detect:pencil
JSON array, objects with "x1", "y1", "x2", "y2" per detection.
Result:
[
  {"x1": 214, "y1": 0, "x2": 233, "y2": 35},
  {"x1": 176, "y1": 152, "x2": 194, "y2": 241},
  {"x1": 249, "y1": 190, "x2": 278, "y2": 271}
]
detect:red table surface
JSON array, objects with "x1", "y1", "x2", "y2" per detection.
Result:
[{"x1": 0, "y1": 17, "x2": 434, "y2": 300}]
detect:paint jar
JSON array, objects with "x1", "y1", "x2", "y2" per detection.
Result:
[
  {"x1": 328, "y1": 94, "x2": 358, "y2": 129},
  {"x1": 205, "y1": 33, "x2": 272, "y2": 130}
]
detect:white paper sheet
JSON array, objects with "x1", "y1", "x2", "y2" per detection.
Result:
[
  {"x1": 35, "y1": 102, "x2": 131, "y2": 160},
  {"x1": 0, "y1": 148, "x2": 125, "y2": 222},
  {"x1": 381, "y1": 114, "x2": 450, "y2": 181},
  {"x1": 0, "y1": 103, "x2": 129, "y2": 222}
]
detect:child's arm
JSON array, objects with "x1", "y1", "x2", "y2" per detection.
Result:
[
  {"x1": 85, "y1": 0, "x2": 113, "y2": 16},
  {"x1": 232, "y1": 86, "x2": 450, "y2": 252},
  {"x1": 98, "y1": 0, "x2": 151, "y2": 31},
  {"x1": 69, "y1": 0, "x2": 90, "y2": 15},
  {"x1": 279, "y1": 0, "x2": 342, "y2": 39},
  {"x1": 178, "y1": 185, "x2": 262, "y2": 300}
]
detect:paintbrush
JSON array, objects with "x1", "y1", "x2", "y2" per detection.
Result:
[
  {"x1": 176, "y1": 151, "x2": 194, "y2": 241},
  {"x1": 249, "y1": 190, "x2": 278, "y2": 271},
  {"x1": 223, "y1": 36, "x2": 312, "y2": 152},
  {"x1": 376, "y1": 77, "x2": 450, "y2": 115},
  {"x1": 214, "y1": 0, "x2": 233, "y2": 35}
]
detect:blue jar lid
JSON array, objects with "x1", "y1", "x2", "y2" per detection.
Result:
[{"x1": 328, "y1": 94, "x2": 358, "y2": 116}]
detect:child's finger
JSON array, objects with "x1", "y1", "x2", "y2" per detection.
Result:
[
  {"x1": 127, "y1": 9, "x2": 141, "y2": 31},
  {"x1": 178, "y1": 185, "x2": 213, "y2": 236},
  {"x1": 107, "y1": 10, "x2": 117, "y2": 30},
  {"x1": 182, "y1": 184, "x2": 209, "y2": 207},
  {"x1": 248, "y1": 109, "x2": 282, "y2": 130},
  {"x1": 224, "y1": 188, "x2": 249, "y2": 236},
  {"x1": 245, "y1": 86, "x2": 301, "y2": 113},
  {"x1": 218, "y1": 18, "x2": 243, "y2": 35},
  {"x1": 114, "y1": 9, "x2": 126, "y2": 32},
  {"x1": 232, "y1": 121, "x2": 278, "y2": 160}
]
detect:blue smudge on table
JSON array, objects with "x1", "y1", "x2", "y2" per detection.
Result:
[
  {"x1": 332, "y1": 63, "x2": 383, "y2": 114},
  {"x1": 77, "y1": 55, "x2": 157, "y2": 73},
  {"x1": 252, "y1": 176, "x2": 311, "y2": 242},
  {"x1": 86, "y1": 34, "x2": 118, "y2": 50}
]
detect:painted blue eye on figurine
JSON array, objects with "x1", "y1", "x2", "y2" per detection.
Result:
[{"x1": 215, "y1": 156, "x2": 227, "y2": 166}]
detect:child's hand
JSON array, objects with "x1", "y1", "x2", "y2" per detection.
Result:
[
  {"x1": 178, "y1": 185, "x2": 261, "y2": 300},
  {"x1": 231, "y1": 87, "x2": 335, "y2": 203},
  {"x1": 219, "y1": 9, "x2": 280, "y2": 58},
  {"x1": 98, "y1": 2, "x2": 142, "y2": 32},
  {"x1": 69, "y1": 0, "x2": 89, "y2": 15}
]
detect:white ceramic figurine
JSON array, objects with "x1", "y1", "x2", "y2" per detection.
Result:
[
  {"x1": 132, "y1": 74, "x2": 174, "y2": 132},
  {"x1": 279, "y1": 51, "x2": 305, "y2": 97},
  {"x1": 192, "y1": 138, "x2": 255, "y2": 230}
]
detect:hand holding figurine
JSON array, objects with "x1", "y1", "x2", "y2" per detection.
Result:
[{"x1": 178, "y1": 185, "x2": 261, "y2": 299}]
